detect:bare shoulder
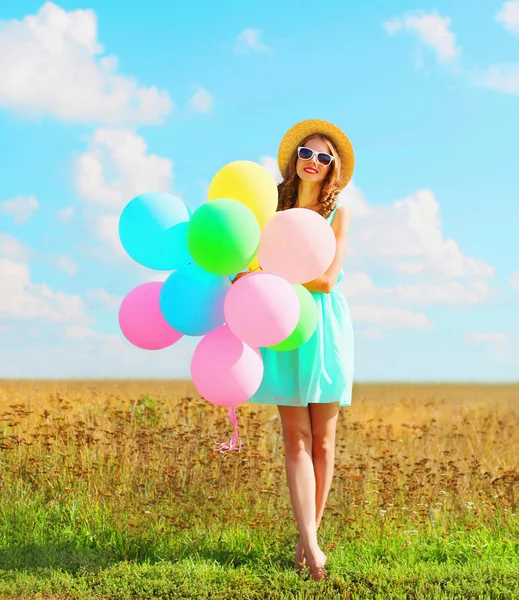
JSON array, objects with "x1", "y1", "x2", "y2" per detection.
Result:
[{"x1": 336, "y1": 203, "x2": 351, "y2": 219}]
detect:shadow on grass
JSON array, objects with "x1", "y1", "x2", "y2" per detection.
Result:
[{"x1": 0, "y1": 538, "x2": 293, "y2": 576}]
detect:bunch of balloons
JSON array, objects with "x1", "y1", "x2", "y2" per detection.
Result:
[{"x1": 117, "y1": 160, "x2": 336, "y2": 451}]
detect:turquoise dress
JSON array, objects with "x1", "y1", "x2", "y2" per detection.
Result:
[{"x1": 249, "y1": 207, "x2": 354, "y2": 407}]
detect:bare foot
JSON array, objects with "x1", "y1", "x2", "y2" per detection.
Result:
[
  {"x1": 306, "y1": 548, "x2": 327, "y2": 582},
  {"x1": 295, "y1": 539, "x2": 306, "y2": 571}
]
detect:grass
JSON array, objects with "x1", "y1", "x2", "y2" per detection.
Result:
[{"x1": 0, "y1": 380, "x2": 518, "y2": 599}]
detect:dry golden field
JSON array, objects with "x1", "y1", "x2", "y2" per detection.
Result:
[{"x1": 1, "y1": 379, "x2": 518, "y2": 526}]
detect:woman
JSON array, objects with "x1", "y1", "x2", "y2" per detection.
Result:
[{"x1": 235, "y1": 119, "x2": 355, "y2": 582}]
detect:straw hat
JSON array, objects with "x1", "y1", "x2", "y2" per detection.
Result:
[{"x1": 277, "y1": 119, "x2": 354, "y2": 190}]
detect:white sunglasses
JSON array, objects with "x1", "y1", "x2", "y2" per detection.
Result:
[{"x1": 297, "y1": 146, "x2": 334, "y2": 167}]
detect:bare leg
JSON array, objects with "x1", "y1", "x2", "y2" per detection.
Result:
[
  {"x1": 310, "y1": 402, "x2": 340, "y2": 529},
  {"x1": 277, "y1": 406, "x2": 325, "y2": 579},
  {"x1": 296, "y1": 403, "x2": 340, "y2": 576}
]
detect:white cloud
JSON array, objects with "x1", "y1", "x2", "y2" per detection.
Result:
[
  {"x1": 0, "y1": 234, "x2": 32, "y2": 261},
  {"x1": 57, "y1": 206, "x2": 75, "y2": 222},
  {"x1": 383, "y1": 10, "x2": 460, "y2": 63},
  {"x1": 350, "y1": 304, "x2": 432, "y2": 329},
  {"x1": 466, "y1": 332, "x2": 508, "y2": 343},
  {"x1": 383, "y1": 6, "x2": 519, "y2": 96},
  {"x1": 86, "y1": 288, "x2": 122, "y2": 310},
  {"x1": 189, "y1": 86, "x2": 213, "y2": 113},
  {"x1": 496, "y1": 1, "x2": 519, "y2": 34},
  {"x1": 74, "y1": 128, "x2": 177, "y2": 266},
  {"x1": 0, "y1": 324, "x2": 200, "y2": 378},
  {"x1": 360, "y1": 330, "x2": 384, "y2": 339},
  {"x1": 95, "y1": 214, "x2": 124, "y2": 256},
  {"x1": 0, "y1": 2, "x2": 172, "y2": 124},
  {"x1": 260, "y1": 155, "x2": 283, "y2": 184},
  {"x1": 64, "y1": 324, "x2": 118, "y2": 342},
  {"x1": 235, "y1": 29, "x2": 272, "y2": 54},
  {"x1": 333, "y1": 183, "x2": 497, "y2": 333},
  {"x1": 340, "y1": 185, "x2": 494, "y2": 280},
  {"x1": 0, "y1": 257, "x2": 90, "y2": 323},
  {"x1": 509, "y1": 271, "x2": 519, "y2": 290},
  {"x1": 56, "y1": 255, "x2": 78, "y2": 276},
  {"x1": 338, "y1": 180, "x2": 370, "y2": 217},
  {"x1": 75, "y1": 128, "x2": 173, "y2": 209},
  {"x1": 337, "y1": 269, "x2": 493, "y2": 333},
  {"x1": 472, "y1": 64, "x2": 519, "y2": 95},
  {"x1": 0, "y1": 195, "x2": 38, "y2": 224},
  {"x1": 339, "y1": 271, "x2": 494, "y2": 305},
  {"x1": 383, "y1": 19, "x2": 403, "y2": 35},
  {"x1": 338, "y1": 271, "x2": 376, "y2": 299},
  {"x1": 465, "y1": 331, "x2": 509, "y2": 359},
  {"x1": 390, "y1": 280, "x2": 494, "y2": 304}
]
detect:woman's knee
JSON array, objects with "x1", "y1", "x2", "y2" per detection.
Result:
[
  {"x1": 312, "y1": 434, "x2": 335, "y2": 457},
  {"x1": 283, "y1": 428, "x2": 313, "y2": 457},
  {"x1": 278, "y1": 406, "x2": 313, "y2": 458},
  {"x1": 308, "y1": 403, "x2": 340, "y2": 457}
]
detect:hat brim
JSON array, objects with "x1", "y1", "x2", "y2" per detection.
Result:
[{"x1": 277, "y1": 119, "x2": 354, "y2": 190}]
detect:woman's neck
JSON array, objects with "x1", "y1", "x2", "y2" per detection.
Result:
[{"x1": 295, "y1": 180, "x2": 321, "y2": 209}]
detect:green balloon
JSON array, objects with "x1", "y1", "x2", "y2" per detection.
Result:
[
  {"x1": 268, "y1": 284, "x2": 318, "y2": 351},
  {"x1": 187, "y1": 198, "x2": 260, "y2": 276}
]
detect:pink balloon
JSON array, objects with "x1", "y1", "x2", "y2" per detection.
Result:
[
  {"x1": 191, "y1": 325, "x2": 263, "y2": 406},
  {"x1": 257, "y1": 208, "x2": 336, "y2": 283},
  {"x1": 118, "y1": 282, "x2": 183, "y2": 350},
  {"x1": 224, "y1": 272, "x2": 300, "y2": 347}
]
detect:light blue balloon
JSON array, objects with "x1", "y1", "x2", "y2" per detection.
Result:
[
  {"x1": 160, "y1": 263, "x2": 231, "y2": 336},
  {"x1": 118, "y1": 191, "x2": 191, "y2": 270}
]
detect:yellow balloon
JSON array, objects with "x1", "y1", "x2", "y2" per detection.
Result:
[
  {"x1": 208, "y1": 160, "x2": 278, "y2": 228},
  {"x1": 248, "y1": 255, "x2": 262, "y2": 272}
]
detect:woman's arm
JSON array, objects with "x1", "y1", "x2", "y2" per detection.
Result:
[{"x1": 302, "y1": 205, "x2": 351, "y2": 294}]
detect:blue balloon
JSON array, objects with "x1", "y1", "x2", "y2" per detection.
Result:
[
  {"x1": 160, "y1": 263, "x2": 231, "y2": 336},
  {"x1": 118, "y1": 191, "x2": 191, "y2": 270}
]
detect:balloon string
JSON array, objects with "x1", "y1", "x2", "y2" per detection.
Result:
[{"x1": 213, "y1": 406, "x2": 242, "y2": 453}]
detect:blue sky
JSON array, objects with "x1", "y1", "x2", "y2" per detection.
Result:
[{"x1": 1, "y1": 0, "x2": 518, "y2": 380}]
